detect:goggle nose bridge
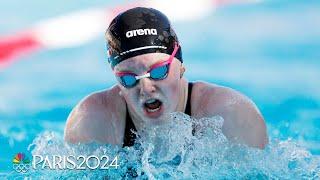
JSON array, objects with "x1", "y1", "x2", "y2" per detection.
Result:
[{"x1": 135, "y1": 73, "x2": 151, "y2": 80}]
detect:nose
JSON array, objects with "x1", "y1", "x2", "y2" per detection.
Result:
[{"x1": 139, "y1": 77, "x2": 156, "y2": 96}]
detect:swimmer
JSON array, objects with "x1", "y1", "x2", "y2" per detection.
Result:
[{"x1": 64, "y1": 7, "x2": 268, "y2": 149}]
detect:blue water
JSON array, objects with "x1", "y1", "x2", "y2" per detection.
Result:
[{"x1": 1, "y1": 0, "x2": 320, "y2": 179}]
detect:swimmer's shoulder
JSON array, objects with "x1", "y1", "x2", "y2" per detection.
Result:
[
  {"x1": 64, "y1": 85, "x2": 126, "y2": 145},
  {"x1": 191, "y1": 81, "x2": 268, "y2": 149},
  {"x1": 191, "y1": 81, "x2": 256, "y2": 116},
  {"x1": 191, "y1": 81, "x2": 237, "y2": 115}
]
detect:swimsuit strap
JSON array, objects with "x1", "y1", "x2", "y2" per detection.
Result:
[
  {"x1": 185, "y1": 82, "x2": 193, "y2": 116},
  {"x1": 123, "y1": 104, "x2": 137, "y2": 147},
  {"x1": 123, "y1": 82, "x2": 193, "y2": 147}
]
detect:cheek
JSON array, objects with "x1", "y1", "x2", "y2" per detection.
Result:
[
  {"x1": 167, "y1": 79, "x2": 179, "y2": 93},
  {"x1": 162, "y1": 68, "x2": 181, "y2": 100},
  {"x1": 120, "y1": 87, "x2": 138, "y2": 104}
]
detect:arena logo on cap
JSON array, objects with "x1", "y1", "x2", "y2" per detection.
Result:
[{"x1": 126, "y1": 28, "x2": 157, "y2": 38}]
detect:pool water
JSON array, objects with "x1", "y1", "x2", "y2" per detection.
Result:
[
  {"x1": 3, "y1": 113, "x2": 320, "y2": 179},
  {"x1": 1, "y1": 0, "x2": 319, "y2": 178}
]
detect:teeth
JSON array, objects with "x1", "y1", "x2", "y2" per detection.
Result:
[
  {"x1": 145, "y1": 98, "x2": 157, "y2": 104},
  {"x1": 146, "y1": 106, "x2": 160, "y2": 112}
]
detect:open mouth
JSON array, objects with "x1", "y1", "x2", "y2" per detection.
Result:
[{"x1": 144, "y1": 98, "x2": 163, "y2": 113}]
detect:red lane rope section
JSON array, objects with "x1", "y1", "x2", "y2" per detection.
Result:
[
  {"x1": 0, "y1": 32, "x2": 41, "y2": 68},
  {"x1": 0, "y1": 2, "x2": 143, "y2": 70}
]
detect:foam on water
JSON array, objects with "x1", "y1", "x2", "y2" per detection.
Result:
[{"x1": 4, "y1": 112, "x2": 320, "y2": 179}]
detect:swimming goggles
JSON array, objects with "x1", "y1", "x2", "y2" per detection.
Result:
[{"x1": 115, "y1": 43, "x2": 179, "y2": 88}]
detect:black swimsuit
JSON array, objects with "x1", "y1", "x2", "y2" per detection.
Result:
[{"x1": 123, "y1": 83, "x2": 193, "y2": 147}]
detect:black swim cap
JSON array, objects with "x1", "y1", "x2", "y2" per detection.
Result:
[{"x1": 106, "y1": 7, "x2": 182, "y2": 69}]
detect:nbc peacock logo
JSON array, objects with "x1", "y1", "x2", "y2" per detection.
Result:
[{"x1": 12, "y1": 152, "x2": 31, "y2": 173}]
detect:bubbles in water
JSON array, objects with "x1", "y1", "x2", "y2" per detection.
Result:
[{"x1": 4, "y1": 112, "x2": 320, "y2": 179}]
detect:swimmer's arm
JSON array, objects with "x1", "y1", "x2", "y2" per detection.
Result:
[
  {"x1": 220, "y1": 96, "x2": 268, "y2": 149},
  {"x1": 202, "y1": 86, "x2": 268, "y2": 149},
  {"x1": 64, "y1": 92, "x2": 125, "y2": 145}
]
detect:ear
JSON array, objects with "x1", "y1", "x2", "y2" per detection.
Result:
[{"x1": 180, "y1": 65, "x2": 185, "y2": 78}]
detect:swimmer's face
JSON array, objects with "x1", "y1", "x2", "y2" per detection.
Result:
[{"x1": 114, "y1": 53, "x2": 184, "y2": 124}]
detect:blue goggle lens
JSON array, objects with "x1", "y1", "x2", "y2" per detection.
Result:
[
  {"x1": 117, "y1": 75, "x2": 137, "y2": 88},
  {"x1": 150, "y1": 65, "x2": 169, "y2": 80},
  {"x1": 118, "y1": 64, "x2": 170, "y2": 88}
]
